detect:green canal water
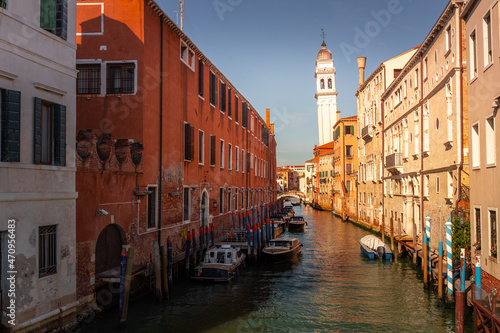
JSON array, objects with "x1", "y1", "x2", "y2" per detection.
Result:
[{"x1": 83, "y1": 206, "x2": 472, "y2": 332}]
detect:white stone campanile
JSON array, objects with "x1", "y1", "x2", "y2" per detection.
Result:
[{"x1": 315, "y1": 40, "x2": 338, "y2": 145}]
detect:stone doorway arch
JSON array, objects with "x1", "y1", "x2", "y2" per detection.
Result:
[{"x1": 95, "y1": 224, "x2": 126, "y2": 275}]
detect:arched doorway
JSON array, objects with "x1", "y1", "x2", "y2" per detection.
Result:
[
  {"x1": 200, "y1": 190, "x2": 209, "y2": 229},
  {"x1": 95, "y1": 224, "x2": 125, "y2": 275}
]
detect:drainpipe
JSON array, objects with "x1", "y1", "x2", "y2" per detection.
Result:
[
  {"x1": 381, "y1": 98, "x2": 385, "y2": 231},
  {"x1": 455, "y1": 3, "x2": 464, "y2": 211},
  {"x1": 158, "y1": 21, "x2": 164, "y2": 245}
]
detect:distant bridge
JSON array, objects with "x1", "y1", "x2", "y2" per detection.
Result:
[{"x1": 278, "y1": 191, "x2": 305, "y2": 200}]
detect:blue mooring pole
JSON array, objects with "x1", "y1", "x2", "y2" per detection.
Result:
[
  {"x1": 445, "y1": 217, "x2": 453, "y2": 297},
  {"x1": 460, "y1": 248, "x2": 465, "y2": 292}
]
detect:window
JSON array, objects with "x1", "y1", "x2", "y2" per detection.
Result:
[
  {"x1": 147, "y1": 186, "x2": 158, "y2": 228},
  {"x1": 34, "y1": 98, "x2": 66, "y2": 166},
  {"x1": 345, "y1": 125, "x2": 354, "y2": 135},
  {"x1": 220, "y1": 139, "x2": 224, "y2": 168},
  {"x1": 1, "y1": 89, "x2": 21, "y2": 162},
  {"x1": 235, "y1": 188, "x2": 238, "y2": 210},
  {"x1": 209, "y1": 71, "x2": 218, "y2": 106},
  {"x1": 235, "y1": 146, "x2": 239, "y2": 171},
  {"x1": 183, "y1": 187, "x2": 190, "y2": 221},
  {"x1": 346, "y1": 180, "x2": 351, "y2": 192},
  {"x1": 445, "y1": 26, "x2": 452, "y2": 52},
  {"x1": 40, "y1": 0, "x2": 67, "y2": 40},
  {"x1": 424, "y1": 175, "x2": 429, "y2": 197},
  {"x1": 472, "y1": 123, "x2": 480, "y2": 168},
  {"x1": 394, "y1": 69, "x2": 401, "y2": 78},
  {"x1": 198, "y1": 60, "x2": 204, "y2": 97},
  {"x1": 219, "y1": 188, "x2": 224, "y2": 214},
  {"x1": 436, "y1": 177, "x2": 440, "y2": 194},
  {"x1": 198, "y1": 130, "x2": 204, "y2": 164},
  {"x1": 184, "y1": 123, "x2": 194, "y2": 161},
  {"x1": 424, "y1": 58, "x2": 428, "y2": 79},
  {"x1": 227, "y1": 88, "x2": 232, "y2": 118},
  {"x1": 0, "y1": 0, "x2": 6, "y2": 9},
  {"x1": 346, "y1": 163, "x2": 353, "y2": 174},
  {"x1": 241, "y1": 149, "x2": 245, "y2": 173},
  {"x1": 219, "y1": 81, "x2": 226, "y2": 112},
  {"x1": 414, "y1": 69, "x2": 419, "y2": 88},
  {"x1": 447, "y1": 171, "x2": 453, "y2": 198},
  {"x1": 235, "y1": 95, "x2": 239, "y2": 123},
  {"x1": 241, "y1": 188, "x2": 245, "y2": 209},
  {"x1": 77, "y1": 64, "x2": 101, "y2": 95},
  {"x1": 470, "y1": 30, "x2": 478, "y2": 78},
  {"x1": 210, "y1": 135, "x2": 216, "y2": 166},
  {"x1": 39, "y1": 225, "x2": 57, "y2": 277},
  {"x1": 227, "y1": 188, "x2": 231, "y2": 211},
  {"x1": 242, "y1": 102, "x2": 248, "y2": 127},
  {"x1": 490, "y1": 209, "x2": 497, "y2": 257},
  {"x1": 476, "y1": 207, "x2": 481, "y2": 245},
  {"x1": 107, "y1": 63, "x2": 135, "y2": 94},
  {"x1": 180, "y1": 42, "x2": 188, "y2": 63},
  {"x1": 228, "y1": 143, "x2": 232, "y2": 170},
  {"x1": 484, "y1": 12, "x2": 492, "y2": 66},
  {"x1": 486, "y1": 116, "x2": 496, "y2": 165},
  {"x1": 346, "y1": 145, "x2": 353, "y2": 158},
  {"x1": 320, "y1": 79, "x2": 325, "y2": 89}
]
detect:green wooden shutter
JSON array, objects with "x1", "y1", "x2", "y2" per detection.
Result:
[
  {"x1": 34, "y1": 98, "x2": 42, "y2": 164},
  {"x1": 1, "y1": 89, "x2": 21, "y2": 162},
  {"x1": 40, "y1": 0, "x2": 55, "y2": 31},
  {"x1": 55, "y1": 0, "x2": 68, "y2": 40},
  {"x1": 53, "y1": 104, "x2": 66, "y2": 166}
]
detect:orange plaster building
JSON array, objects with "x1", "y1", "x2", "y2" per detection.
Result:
[{"x1": 75, "y1": 0, "x2": 277, "y2": 300}]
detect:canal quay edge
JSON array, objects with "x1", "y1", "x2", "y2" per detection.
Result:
[{"x1": 2, "y1": 0, "x2": 500, "y2": 332}]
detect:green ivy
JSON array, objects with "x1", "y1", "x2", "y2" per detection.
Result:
[{"x1": 451, "y1": 217, "x2": 471, "y2": 263}]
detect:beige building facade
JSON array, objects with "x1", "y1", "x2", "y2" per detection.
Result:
[
  {"x1": 0, "y1": 0, "x2": 79, "y2": 331},
  {"x1": 356, "y1": 48, "x2": 417, "y2": 230},
  {"x1": 462, "y1": 0, "x2": 500, "y2": 279},
  {"x1": 314, "y1": 142, "x2": 334, "y2": 210},
  {"x1": 382, "y1": 0, "x2": 468, "y2": 252}
]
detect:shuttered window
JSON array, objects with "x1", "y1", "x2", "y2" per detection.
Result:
[
  {"x1": 235, "y1": 96, "x2": 239, "y2": 123},
  {"x1": 40, "y1": 0, "x2": 67, "y2": 40},
  {"x1": 184, "y1": 123, "x2": 194, "y2": 161},
  {"x1": 228, "y1": 88, "x2": 232, "y2": 118},
  {"x1": 209, "y1": 72, "x2": 218, "y2": 106},
  {"x1": 242, "y1": 102, "x2": 248, "y2": 128},
  {"x1": 198, "y1": 130, "x2": 204, "y2": 164},
  {"x1": 219, "y1": 81, "x2": 226, "y2": 112},
  {"x1": 210, "y1": 135, "x2": 216, "y2": 166},
  {"x1": 34, "y1": 98, "x2": 66, "y2": 166},
  {"x1": 345, "y1": 125, "x2": 354, "y2": 135},
  {"x1": 1, "y1": 89, "x2": 21, "y2": 162},
  {"x1": 198, "y1": 60, "x2": 204, "y2": 97}
]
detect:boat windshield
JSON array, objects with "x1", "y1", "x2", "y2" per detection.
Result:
[{"x1": 270, "y1": 241, "x2": 291, "y2": 248}]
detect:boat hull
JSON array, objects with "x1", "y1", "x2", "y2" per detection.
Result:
[
  {"x1": 288, "y1": 222, "x2": 305, "y2": 232},
  {"x1": 262, "y1": 244, "x2": 302, "y2": 264},
  {"x1": 191, "y1": 261, "x2": 244, "y2": 282},
  {"x1": 359, "y1": 235, "x2": 393, "y2": 260}
]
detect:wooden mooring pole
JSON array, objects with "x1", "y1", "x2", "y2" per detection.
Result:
[
  {"x1": 423, "y1": 234, "x2": 428, "y2": 286},
  {"x1": 119, "y1": 248, "x2": 134, "y2": 326},
  {"x1": 455, "y1": 291, "x2": 465, "y2": 333},
  {"x1": 153, "y1": 240, "x2": 162, "y2": 301},
  {"x1": 390, "y1": 217, "x2": 394, "y2": 252},
  {"x1": 160, "y1": 245, "x2": 169, "y2": 299},
  {"x1": 381, "y1": 215, "x2": 385, "y2": 244}
]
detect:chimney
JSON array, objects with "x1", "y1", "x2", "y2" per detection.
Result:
[
  {"x1": 336, "y1": 110, "x2": 341, "y2": 123},
  {"x1": 357, "y1": 57, "x2": 367, "y2": 87},
  {"x1": 270, "y1": 123, "x2": 275, "y2": 135},
  {"x1": 266, "y1": 108, "x2": 270, "y2": 127}
]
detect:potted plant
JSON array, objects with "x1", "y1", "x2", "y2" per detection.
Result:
[{"x1": 491, "y1": 246, "x2": 497, "y2": 258}]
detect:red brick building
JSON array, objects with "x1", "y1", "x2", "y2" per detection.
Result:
[{"x1": 75, "y1": 0, "x2": 277, "y2": 299}]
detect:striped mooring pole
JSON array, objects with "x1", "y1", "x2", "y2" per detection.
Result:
[
  {"x1": 445, "y1": 217, "x2": 453, "y2": 296},
  {"x1": 425, "y1": 213, "x2": 431, "y2": 281}
]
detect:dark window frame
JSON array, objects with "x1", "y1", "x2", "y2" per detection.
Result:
[
  {"x1": 147, "y1": 186, "x2": 158, "y2": 229},
  {"x1": 77, "y1": 64, "x2": 101, "y2": 95},
  {"x1": 39, "y1": 225, "x2": 57, "y2": 278},
  {"x1": 210, "y1": 135, "x2": 216, "y2": 166},
  {"x1": 106, "y1": 63, "x2": 135, "y2": 95}
]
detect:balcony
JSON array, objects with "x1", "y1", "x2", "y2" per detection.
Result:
[
  {"x1": 361, "y1": 124, "x2": 373, "y2": 140},
  {"x1": 385, "y1": 153, "x2": 403, "y2": 174}
]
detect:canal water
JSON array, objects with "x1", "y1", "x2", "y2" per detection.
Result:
[{"x1": 84, "y1": 206, "x2": 472, "y2": 332}]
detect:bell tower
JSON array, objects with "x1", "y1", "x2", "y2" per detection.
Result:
[{"x1": 315, "y1": 32, "x2": 338, "y2": 145}]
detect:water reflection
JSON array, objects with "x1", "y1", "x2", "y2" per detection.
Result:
[{"x1": 84, "y1": 205, "x2": 470, "y2": 332}]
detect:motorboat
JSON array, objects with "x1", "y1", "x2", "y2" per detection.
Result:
[
  {"x1": 192, "y1": 244, "x2": 246, "y2": 282},
  {"x1": 359, "y1": 235, "x2": 392, "y2": 260},
  {"x1": 262, "y1": 238, "x2": 302, "y2": 264},
  {"x1": 288, "y1": 216, "x2": 306, "y2": 232}
]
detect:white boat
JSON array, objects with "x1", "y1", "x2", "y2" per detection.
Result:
[
  {"x1": 359, "y1": 235, "x2": 392, "y2": 260},
  {"x1": 192, "y1": 244, "x2": 246, "y2": 282},
  {"x1": 262, "y1": 238, "x2": 302, "y2": 264}
]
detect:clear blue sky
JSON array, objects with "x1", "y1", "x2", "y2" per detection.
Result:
[{"x1": 156, "y1": 0, "x2": 447, "y2": 166}]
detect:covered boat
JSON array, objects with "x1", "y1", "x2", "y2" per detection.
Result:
[
  {"x1": 359, "y1": 235, "x2": 392, "y2": 260},
  {"x1": 192, "y1": 244, "x2": 246, "y2": 282},
  {"x1": 288, "y1": 216, "x2": 306, "y2": 232},
  {"x1": 262, "y1": 238, "x2": 302, "y2": 264}
]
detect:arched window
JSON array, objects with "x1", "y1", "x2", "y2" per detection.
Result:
[
  {"x1": 328, "y1": 79, "x2": 332, "y2": 89},
  {"x1": 320, "y1": 79, "x2": 325, "y2": 89}
]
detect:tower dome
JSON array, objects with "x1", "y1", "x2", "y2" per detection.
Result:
[{"x1": 317, "y1": 41, "x2": 332, "y2": 61}]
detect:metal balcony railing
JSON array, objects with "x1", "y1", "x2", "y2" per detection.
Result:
[
  {"x1": 385, "y1": 153, "x2": 403, "y2": 173},
  {"x1": 361, "y1": 124, "x2": 373, "y2": 140}
]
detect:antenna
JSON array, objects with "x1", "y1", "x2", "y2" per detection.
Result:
[
  {"x1": 321, "y1": 29, "x2": 327, "y2": 43},
  {"x1": 173, "y1": 10, "x2": 179, "y2": 26},
  {"x1": 180, "y1": 0, "x2": 184, "y2": 30}
]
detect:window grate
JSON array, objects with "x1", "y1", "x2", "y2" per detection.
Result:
[
  {"x1": 39, "y1": 225, "x2": 57, "y2": 277},
  {"x1": 77, "y1": 64, "x2": 101, "y2": 94},
  {"x1": 107, "y1": 63, "x2": 135, "y2": 94}
]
